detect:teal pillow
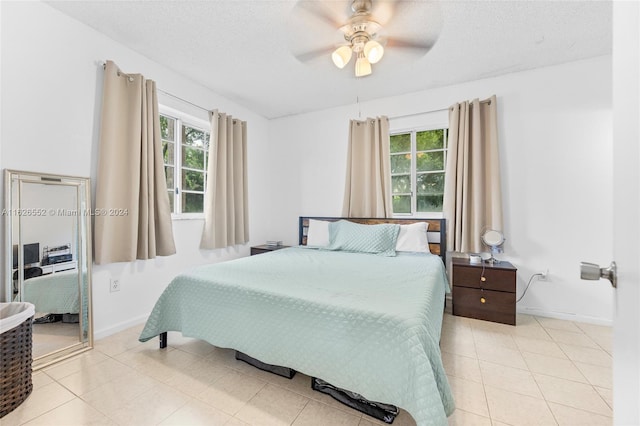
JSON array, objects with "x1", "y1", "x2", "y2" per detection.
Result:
[{"x1": 326, "y1": 220, "x2": 400, "y2": 256}]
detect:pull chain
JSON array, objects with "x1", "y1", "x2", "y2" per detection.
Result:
[{"x1": 356, "y1": 77, "x2": 362, "y2": 119}]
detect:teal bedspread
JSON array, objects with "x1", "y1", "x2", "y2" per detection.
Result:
[{"x1": 140, "y1": 247, "x2": 455, "y2": 425}]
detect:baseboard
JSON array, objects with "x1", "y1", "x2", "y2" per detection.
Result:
[
  {"x1": 516, "y1": 306, "x2": 613, "y2": 326},
  {"x1": 94, "y1": 313, "x2": 149, "y2": 340}
]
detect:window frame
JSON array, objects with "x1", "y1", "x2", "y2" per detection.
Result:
[
  {"x1": 390, "y1": 124, "x2": 449, "y2": 218},
  {"x1": 159, "y1": 106, "x2": 211, "y2": 220}
]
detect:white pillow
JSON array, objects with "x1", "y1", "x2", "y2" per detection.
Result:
[
  {"x1": 395, "y1": 222, "x2": 431, "y2": 253},
  {"x1": 306, "y1": 219, "x2": 330, "y2": 247}
]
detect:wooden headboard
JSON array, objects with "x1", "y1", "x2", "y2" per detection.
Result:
[{"x1": 299, "y1": 217, "x2": 447, "y2": 263}]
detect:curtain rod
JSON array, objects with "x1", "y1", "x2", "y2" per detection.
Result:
[
  {"x1": 101, "y1": 62, "x2": 211, "y2": 113},
  {"x1": 156, "y1": 89, "x2": 211, "y2": 113},
  {"x1": 388, "y1": 107, "x2": 448, "y2": 120},
  {"x1": 388, "y1": 98, "x2": 492, "y2": 121}
]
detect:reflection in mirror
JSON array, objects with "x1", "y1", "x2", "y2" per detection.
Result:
[{"x1": 4, "y1": 170, "x2": 93, "y2": 369}]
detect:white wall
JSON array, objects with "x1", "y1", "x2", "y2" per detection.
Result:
[
  {"x1": 269, "y1": 56, "x2": 614, "y2": 324},
  {"x1": 1, "y1": 1, "x2": 273, "y2": 337}
]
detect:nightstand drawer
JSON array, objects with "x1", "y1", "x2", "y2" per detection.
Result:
[
  {"x1": 453, "y1": 286, "x2": 516, "y2": 325},
  {"x1": 453, "y1": 265, "x2": 516, "y2": 292},
  {"x1": 250, "y1": 247, "x2": 272, "y2": 255},
  {"x1": 250, "y1": 245, "x2": 290, "y2": 256}
]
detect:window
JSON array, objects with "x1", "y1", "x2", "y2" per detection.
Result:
[
  {"x1": 160, "y1": 111, "x2": 210, "y2": 216},
  {"x1": 390, "y1": 128, "x2": 448, "y2": 215}
]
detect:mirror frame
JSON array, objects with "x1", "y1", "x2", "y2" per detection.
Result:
[{"x1": 4, "y1": 169, "x2": 93, "y2": 369}]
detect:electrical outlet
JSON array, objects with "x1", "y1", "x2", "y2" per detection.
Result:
[
  {"x1": 110, "y1": 279, "x2": 120, "y2": 292},
  {"x1": 539, "y1": 269, "x2": 549, "y2": 281}
]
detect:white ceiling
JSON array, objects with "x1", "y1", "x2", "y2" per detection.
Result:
[{"x1": 46, "y1": 0, "x2": 612, "y2": 119}]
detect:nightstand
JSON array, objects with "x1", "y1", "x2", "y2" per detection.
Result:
[
  {"x1": 250, "y1": 245, "x2": 290, "y2": 256},
  {"x1": 452, "y1": 258, "x2": 517, "y2": 325}
]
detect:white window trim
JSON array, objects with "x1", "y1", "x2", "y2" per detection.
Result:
[
  {"x1": 160, "y1": 105, "x2": 211, "y2": 220},
  {"x1": 390, "y1": 123, "x2": 449, "y2": 219}
]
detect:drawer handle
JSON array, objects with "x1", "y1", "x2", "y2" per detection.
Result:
[
  {"x1": 480, "y1": 297, "x2": 486, "y2": 304},
  {"x1": 480, "y1": 276, "x2": 487, "y2": 282}
]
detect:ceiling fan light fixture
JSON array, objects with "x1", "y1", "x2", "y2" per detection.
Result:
[
  {"x1": 364, "y1": 40, "x2": 384, "y2": 64},
  {"x1": 332, "y1": 45, "x2": 353, "y2": 69},
  {"x1": 355, "y1": 52, "x2": 372, "y2": 77}
]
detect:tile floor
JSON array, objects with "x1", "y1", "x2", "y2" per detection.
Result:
[
  {"x1": 32, "y1": 320, "x2": 81, "y2": 358},
  {"x1": 2, "y1": 313, "x2": 613, "y2": 426}
]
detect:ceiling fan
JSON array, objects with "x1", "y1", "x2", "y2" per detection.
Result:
[{"x1": 291, "y1": 0, "x2": 440, "y2": 78}]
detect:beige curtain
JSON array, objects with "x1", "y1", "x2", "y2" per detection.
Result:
[
  {"x1": 443, "y1": 95, "x2": 502, "y2": 253},
  {"x1": 342, "y1": 116, "x2": 392, "y2": 218},
  {"x1": 94, "y1": 60, "x2": 176, "y2": 264},
  {"x1": 200, "y1": 110, "x2": 249, "y2": 249}
]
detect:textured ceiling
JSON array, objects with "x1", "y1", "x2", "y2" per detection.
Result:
[{"x1": 46, "y1": 0, "x2": 612, "y2": 119}]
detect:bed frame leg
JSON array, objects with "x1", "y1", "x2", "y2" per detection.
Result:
[{"x1": 159, "y1": 332, "x2": 167, "y2": 349}]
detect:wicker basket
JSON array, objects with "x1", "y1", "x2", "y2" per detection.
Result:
[{"x1": 0, "y1": 315, "x2": 34, "y2": 418}]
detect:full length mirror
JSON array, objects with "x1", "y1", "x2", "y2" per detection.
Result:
[{"x1": 4, "y1": 170, "x2": 93, "y2": 369}]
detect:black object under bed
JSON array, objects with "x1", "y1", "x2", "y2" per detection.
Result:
[{"x1": 158, "y1": 332, "x2": 399, "y2": 423}]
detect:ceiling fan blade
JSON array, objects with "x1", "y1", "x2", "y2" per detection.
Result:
[
  {"x1": 296, "y1": 0, "x2": 343, "y2": 28},
  {"x1": 374, "y1": 1, "x2": 444, "y2": 50},
  {"x1": 372, "y1": 0, "x2": 413, "y2": 26},
  {"x1": 385, "y1": 36, "x2": 433, "y2": 51},
  {"x1": 293, "y1": 46, "x2": 336, "y2": 63}
]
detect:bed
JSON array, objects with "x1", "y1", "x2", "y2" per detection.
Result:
[{"x1": 139, "y1": 217, "x2": 455, "y2": 425}]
